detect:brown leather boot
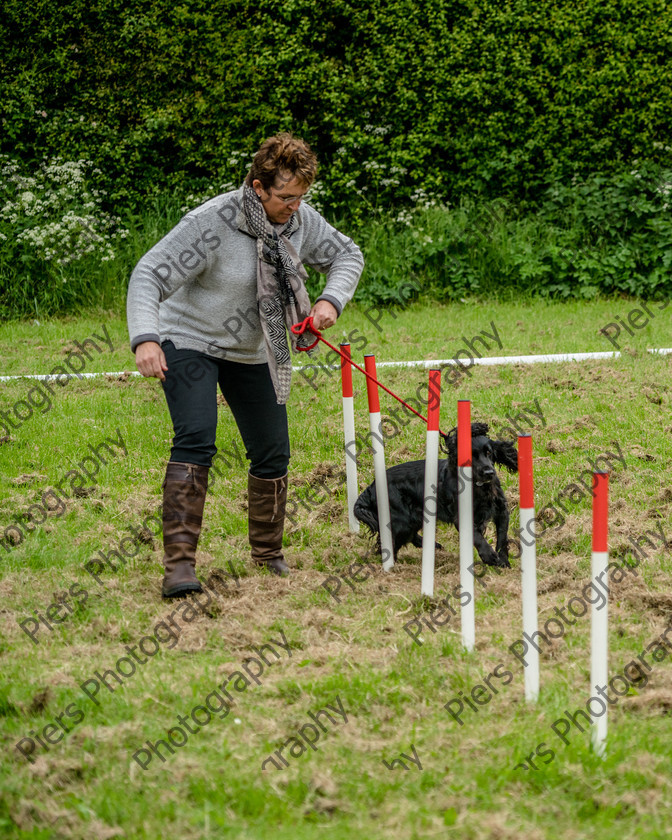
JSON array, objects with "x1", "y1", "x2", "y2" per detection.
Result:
[
  {"x1": 248, "y1": 472, "x2": 289, "y2": 576},
  {"x1": 161, "y1": 461, "x2": 209, "y2": 598}
]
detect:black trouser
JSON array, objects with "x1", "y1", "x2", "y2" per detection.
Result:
[{"x1": 160, "y1": 341, "x2": 290, "y2": 479}]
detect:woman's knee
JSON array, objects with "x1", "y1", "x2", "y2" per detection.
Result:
[
  {"x1": 170, "y1": 425, "x2": 218, "y2": 465},
  {"x1": 249, "y1": 444, "x2": 290, "y2": 478}
]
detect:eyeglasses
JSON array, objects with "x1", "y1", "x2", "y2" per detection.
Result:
[{"x1": 271, "y1": 190, "x2": 307, "y2": 205}]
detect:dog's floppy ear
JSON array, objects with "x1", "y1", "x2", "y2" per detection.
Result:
[
  {"x1": 491, "y1": 439, "x2": 518, "y2": 472},
  {"x1": 440, "y1": 428, "x2": 457, "y2": 458}
]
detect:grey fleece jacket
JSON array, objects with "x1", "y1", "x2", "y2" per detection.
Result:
[{"x1": 126, "y1": 186, "x2": 364, "y2": 362}]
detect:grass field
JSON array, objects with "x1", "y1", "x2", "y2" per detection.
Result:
[{"x1": 1, "y1": 298, "x2": 671, "y2": 839}]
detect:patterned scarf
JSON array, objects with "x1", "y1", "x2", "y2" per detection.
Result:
[{"x1": 243, "y1": 183, "x2": 314, "y2": 404}]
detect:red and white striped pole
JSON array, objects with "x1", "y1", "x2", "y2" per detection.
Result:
[
  {"x1": 591, "y1": 471, "x2": 609, "y2": 757},
  {"x1": 421, "y1": 370, "x2": 441, "y2": 596},
  {"x1": 364, "y1": 354, "x2": 394, "y2": 571},
  {"x1": 518, "y1": 434, "x2": 539, "y2": 701},
  {"x1": 340, "y1": 343, "x2": 359, "y2": 533},
  {"x1": 458, "y1": 400, "x2": 475, "y2": 651}
]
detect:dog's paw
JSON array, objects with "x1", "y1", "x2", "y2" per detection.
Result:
[
  {"x1": 497, "y1": 549, "x2": 511, "y2": 569},
  {"x1": 435, "y1": 541, "x2": 443, "y2": 551},
  {"x1": 480, "y1": 549, "x2": 502, "y2": 567}
]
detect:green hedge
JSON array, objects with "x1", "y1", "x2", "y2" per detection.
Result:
[{"x1": 2, "y1": 0, "x2": 672, "y2": 213}]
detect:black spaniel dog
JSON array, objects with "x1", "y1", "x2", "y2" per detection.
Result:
[{"x1": 353, "y1": 422, "x2": 518, "y2": 567}]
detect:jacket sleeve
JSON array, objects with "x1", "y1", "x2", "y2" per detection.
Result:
[
  {"x1": 126, "y1": 212, "x2": 208, "y2": 352},
  {"x1": 299, "y1": 204, "x2": 364, "y2": 316}
]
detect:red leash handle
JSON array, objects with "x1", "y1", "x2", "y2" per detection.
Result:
[
  {"x1": 291, "y1": 317, "x2": 435, "y2": 429},
  {"x1": 291, "y1": 316, "x2": 321, "y2": 350}
]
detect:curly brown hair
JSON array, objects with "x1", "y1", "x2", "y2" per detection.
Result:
[{"x1": 245, "y1": 133, "x2": 318, "y2": 191}]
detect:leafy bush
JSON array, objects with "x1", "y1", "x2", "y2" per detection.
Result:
[
  {"x1": 3, "y1": 154, "x2": 672, "y2": 317},
  {"x1": 533, "y1": 161, "x2": 672, "y2": 298},
  {"x1": 0, "y1": 156, "x2": 128, "y2": 316},
  {"x1": 345, "y1": 163, "x2": 672, "y2": 303}
]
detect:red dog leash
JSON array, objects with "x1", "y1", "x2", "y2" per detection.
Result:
[{"x1": 291, "y1": 316, "x2": 446, "y2": 434}]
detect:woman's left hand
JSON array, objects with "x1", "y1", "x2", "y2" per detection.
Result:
[{"x1": 310, "y1": 300, "x2": 338, "y2": 330}]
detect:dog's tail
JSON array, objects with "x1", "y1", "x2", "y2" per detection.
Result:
[{"x1": 353, "y1": 497, "x2": 380, "y2": 535}]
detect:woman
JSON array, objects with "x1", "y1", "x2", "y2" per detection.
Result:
[{"x1": 127, "y1": 134, "x2": 364, "y2": 597}]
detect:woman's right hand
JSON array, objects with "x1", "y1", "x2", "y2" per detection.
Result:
[{"x1": 135, "y1": 341, "x2": 168, "y2": 381}]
